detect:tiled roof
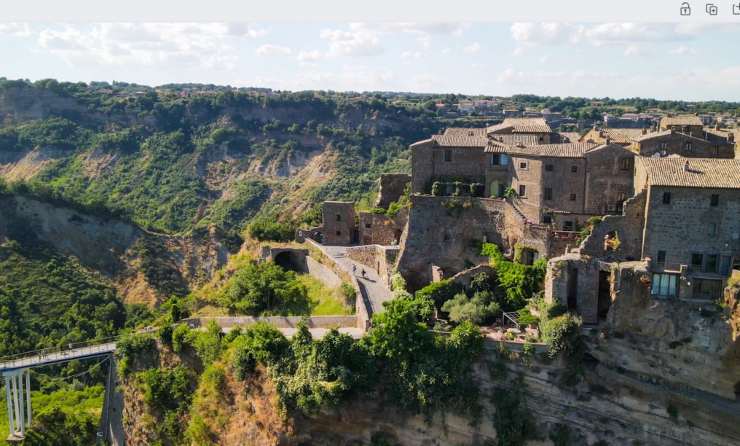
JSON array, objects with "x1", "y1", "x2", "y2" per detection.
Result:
[
  {"x1": 660, "y1": 115, "x2": 703, "y2": 127},
  {"x1": 431, "y1": 134, "x2": 488, "y2": 148},
  {"x1": 558, "y1": 132, "x2": 582, "y2": 143},
  {"x1": 637, "y1": 157, "x2": 740, "y2": 189},
  {"x1": 488, "y1": 134, "x2": 543, "y2": 145},
  {"x1": 594, "y1": 128, "x2": 646, "y2": 144},
  {"x1": 486, "y1": 118, "x2": 552, "y2": 134},
  {"x1": 486, "y1": 142, "x2": 599, "y2": 158},
  {"x1": 443, "y1": 127, "x2": 487, "y2": 137},
  {"x1": 633, "y1": 129, "x2": 673, "y2": 142}
]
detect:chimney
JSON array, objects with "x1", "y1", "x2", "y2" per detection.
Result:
[
  {"x1": 728, "y1": 132, "x2": 735, "y2": 143},
  {"x1": 605, "y1": 136, "x2": 611, "y2": 145},
  {"x1": 684, "y1": 160, "x2": 689, "y2": 171},
  {"x1": 642, "y1": 128, "x2": 647, "y2": 135}
]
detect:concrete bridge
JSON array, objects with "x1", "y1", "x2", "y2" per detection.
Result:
[{"x1": 1, "y1": 342, "x2": 118, "y2": 442}]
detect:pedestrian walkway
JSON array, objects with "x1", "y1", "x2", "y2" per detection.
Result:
[{"x1": 321, "y1": 245, "x2": 394, "y2": 316}]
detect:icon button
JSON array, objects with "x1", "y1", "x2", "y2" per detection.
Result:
[
  {"x1": 705, "y1": 2, "x2": 718, "y2": 14},
  {"x1": 732, "y1": 2, "x2": 740, "y2": 14},
  {"x1": 680, "y1": 2, "x2": 692, "y2": 15}
]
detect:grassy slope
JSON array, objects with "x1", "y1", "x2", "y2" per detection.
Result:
[{"x1": 297, "y1": 274, "x2": 353, "y2": 316}]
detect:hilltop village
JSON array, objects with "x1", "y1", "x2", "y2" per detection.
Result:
[{"x1": 308, "y1": 115, "x2": 739, "y2": 324}]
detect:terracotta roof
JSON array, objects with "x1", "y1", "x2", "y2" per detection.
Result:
[
  {"x1": 660, "y1": 115, "x2": 703, "y2": 127},
  {"x1": 637, "y1": 157, "x2": 740, "y2": 189},
  {"x1": 558, "y1": 132, "x2": 582, "y2": 143},
  {"x1": 592, "y1": 128, "x2": 646, "y2": 144},
  {"x1": 486, "y1": 142, "x2": 599, "y2": 158},
  {"x1": 443, "y1": 127, "x2": 487, "y2": 137},
  {"x1": 488, "y1": 134, "x2": 543, "y2": 145},
  {"x1": 486, "y1": 118, "x2": 552, "y2": 134},
  {"x1": 633, "y1": 129, "x2": 673, "y2": 142},
  {"x1": 431, "y1": 134, "x2": 488, "y2": 148}
]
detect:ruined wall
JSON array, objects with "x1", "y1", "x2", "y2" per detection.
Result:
[
  {"x1": 581, "y1": 190, "x2": 646, "y2": 262},
  {"x1": 544, "y1": 253, "x2": 602, "y2": 324},
  {"x1": 397, "y1": 195, "x2": 507, "y2": 290},
  {"x1": 322, "y1": 201, "x2": 356, "y2": 245},
  {"x1": 375, "y1": 173, "x2": 411, "y2": 208},
  {"x1": 358, "y1": 209, "x2": 407, "y2": 246}
]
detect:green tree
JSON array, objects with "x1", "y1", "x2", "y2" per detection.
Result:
[{"x1": 219, "y1": 261, "x2": 309, "y2": 315}]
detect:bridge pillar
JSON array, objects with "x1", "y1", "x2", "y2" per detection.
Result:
[{"x1": 3, "y1": 369, "x2": 31, "y2": 440}]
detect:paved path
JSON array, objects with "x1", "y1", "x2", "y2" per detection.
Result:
[
  {"x1": 0, "y1": 342, "x2": 117, "y2": 373},
  {"x1": 321, "y1": 245, "x2": 394, "y2": 316}
]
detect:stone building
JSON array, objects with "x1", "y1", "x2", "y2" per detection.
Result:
[
  {"x1": 548, "y1": 157, "x2": 740, "y2": 323},
  {"x1": 659, "y1": 115, "x2": 704, "y2": 137},
  {"x1": 581, "y1": 123, "x2": 735, "y2": 159},
  {"x1": 321, "y1": 201, "x2": 357, "y2": 245},
  {"x1": 633, "y1": 157, "x2": 740, "y2": 300},
  {"x1": 485, "y1": 142, "x2": 635, "y2": 228},
  {"x1": 486, "y1": 117, "x2": 556, "y2": 144}
]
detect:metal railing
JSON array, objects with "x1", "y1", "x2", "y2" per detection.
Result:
[{"x1": 501, "y1": 311, "x2": 520, "y2": 329}]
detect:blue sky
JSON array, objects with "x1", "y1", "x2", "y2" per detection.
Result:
[{"x1": 1, "y1": 22, "x2": 739, "y2": 101}]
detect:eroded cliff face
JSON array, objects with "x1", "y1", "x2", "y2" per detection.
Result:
[
  {"x1": 0, "y1": 194, "x2": 228, "y2": 305},
  {"x1": 119, "y1": 334, "x2": 740, "y2": 446}
]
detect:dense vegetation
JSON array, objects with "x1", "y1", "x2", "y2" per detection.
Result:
[{"x1": 0, "y1": 78, "x2": 437, "y2": 242}]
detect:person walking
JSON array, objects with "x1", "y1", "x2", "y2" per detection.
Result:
[{"x1": 361, "y1": 268, "x2": 366, "y2": 279}]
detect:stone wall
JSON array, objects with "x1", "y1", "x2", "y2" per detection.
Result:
[
  {"x1": 635, "y1": 131, "x2": 735, "y2": 158},
  {"x1": 322, "y1": 201, "x2": 356, "y2": 245},
  {"x1": 375, "y1": 173, "x2": 411, "y2": 208},
  {"x1": 581, "y1": 190, "x2": 646, "y2": 262},
  {"x1": 397, "y1": 195, "x2": 507, "y2": 290},
  {"x1": 345, "y1": 244, "x2": 399, "y2": 286},
  {"x1": 583, "y1": 144, "x2": 635, "y2": 214},
  {"x1": 448, "y1": 264, "x2": 496, "y2": 288},
  {"x1": 544, "y1": 253, "x2": 604, "y2": 324},
  {"x1": 410, "y1": 141, "x2": 486, "y2": 194},
  {"x1": 358, "y1": 210, "x2": 406, "y2": 246}
]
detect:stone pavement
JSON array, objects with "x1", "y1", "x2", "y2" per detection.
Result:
[{"x1": 321, "y1": 245, "x2": 394, "y2": 316}]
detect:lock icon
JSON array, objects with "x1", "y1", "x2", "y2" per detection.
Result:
[{"x1": 680, "y1": 1, "x2": 692, "y2": 15}]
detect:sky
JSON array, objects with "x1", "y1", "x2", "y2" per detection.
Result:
[{"x1": 1, "y1": 22, "x2": 740, "y2": 101}]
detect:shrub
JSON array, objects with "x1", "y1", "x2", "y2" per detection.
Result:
[
  {"x1": 116, "y1": 333, "x2": 156, "y2": 376},
  {"x1": 172, "y1": 324, "x2": 193, "y2": 353},
  {"x1": 491, "y1": 376, "x2": 536, "y2": 446},
  {"x1": 481, "y1": 244, "x2": 547, "y2": 311},
  {"x1": 219, "y1": 260, "x2": 310, "y2": 316},
  {"x1": 431, "y1": 181, "x2": 441, "y2": 196},
  {"x1": 248, "y1": 217, "x2": 296, "y2": 242},
  {"x1": 232, "y1": 322, "x2": 290, "y2": 380},
  {"x1": 139, "y1": 366, "x2": 193, "y2": 411},
  {"x1": 442, "y1": 291, "x2": 501, "y2": 325},
  {"x1": 192, "y1": 321, "x2": 223, "y2": 366},
  {"x1": 415, "y1": 279, "x2": 462, "y2": 309}
]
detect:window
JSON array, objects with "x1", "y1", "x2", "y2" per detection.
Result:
[
  {"x1": 691, "y1": 253, "x2": 703, "y2": 269},
  {"x1": 490, "y1": 154, "x2": 509, "y2": 166},
  {"x1": 651, "y1": 273, "x2": 678, "y2": 298},
  {"x1": 659, "y1": 142, "x2": 668, "y2": 150},
  {"x1": 519, "y1": 161, "x2": 528, "y2": 169},
  {"x1": 710, "y1": 194, "x2": 719, "y2": 206},
  {"x1": 693, "y1": 279, "x2": 722, "y2": 300},
  {"x1": 569, "y1": 193, "x2": 576, "y2": 201},
  {"x1": 619, "y1": 157, "x2": 633, "y2": 171},
  {"x1": 662, "y1": 192, "x2": 671, "y2": 204},
  {"x1": 335, "y1": 214, "x2": 342, "y2": 222},
  {"x1": 335, "y1": 230, "x2": 341, "y2": 236},
  {"x1": 543, "y1": 215, "x2": 552, "y2": 224},
  {"x1": 709, "y1": 223, "x2": 717, "y2": 237},
  {"x1": 571, "y1": 165, "x2": 578, "y2": 173},
  {"x1": 544, "y1": 187, "x2": 553, "y2": 200},
  {"x1": 443, "y1": 149, "x2": 452, "y2": 162},
  {"x1": 657, "y1": 250, "x2": 666, "y2": 264},
  {"x1": 545, "y1": 164, "x2": 554, "y2": 172},
  {"x1": 519, "y1": 185, "x2": 526, "y2": 197},
  {"x1": 719, "y1": 256, "x2": 732, "y2": 276},
  {"x1": 685, "y1": 141, "x2": 692, "y2": 151},
  {"x1": 563, "y1": 221, "x2": 574, "y2": 231},
  {"x1": 705, "y1": 254, "x2": 718, "y2": 273},
  {"x1": 365, "y1": 223, "x2": 372, "y2": 229}
]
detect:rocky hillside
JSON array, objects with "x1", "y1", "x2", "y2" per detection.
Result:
[{"x1": 0, "y1": 79, "x2": 439, "y2": 243}]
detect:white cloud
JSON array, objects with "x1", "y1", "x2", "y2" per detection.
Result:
[
  {"x1": 297, "y1": 50, "x2": 323, "y2": 62},
  {"x1": 623, "y1": 45, "x2": 644, "y2": 56},
  {"x1": 0, "y1": 23, "x2": 31, "y2": 37},
  {"x1": 319, "y1": 23, "x2": 382, "y2": 57},
  {"x1": 256, "y1": 44, "x2": 292, "y2": 56},
  {"x1": 669, "y1": 45, "x2": 696, "y2": 55},
  {"x1": 463, "y1": 42, "x2": 481, "y2": 54},
  {"x1": 35, "y1": 23, "x2": 266, "y2": 69},
  {"x1": 401, "y1": 51, "x2": 422, "y2": 60}
]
